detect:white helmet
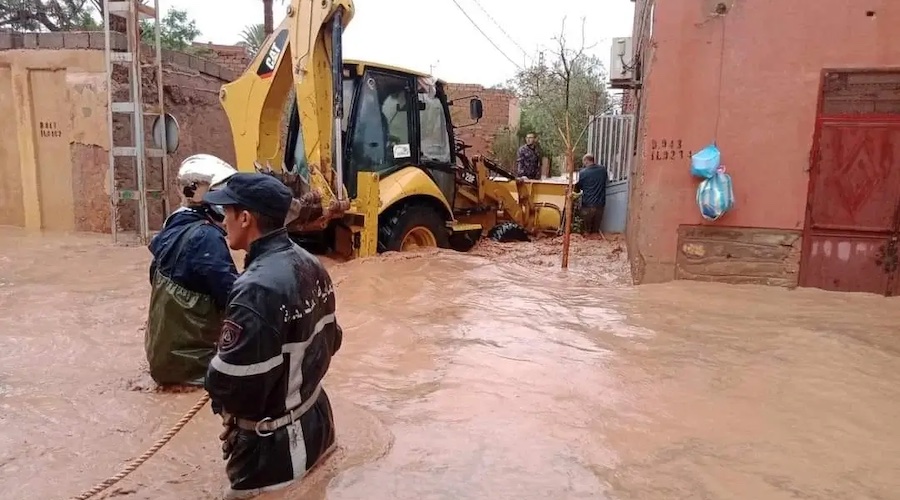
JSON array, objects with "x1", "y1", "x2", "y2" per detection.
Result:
[{"x1": 177, "y1": 154, "x2": 237, "y2": 203}]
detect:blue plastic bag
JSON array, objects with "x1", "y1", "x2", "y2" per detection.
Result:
[
  {"x1": 696, "y1": 168, "x2": 734, "y2": 221},
  {"x1": 691, "y1": 144, "x2": 721, "y2": 179}
]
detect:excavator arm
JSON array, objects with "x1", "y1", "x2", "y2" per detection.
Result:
[{"x1": 219, "y1": 0, "x2": 355, "y2": 221}]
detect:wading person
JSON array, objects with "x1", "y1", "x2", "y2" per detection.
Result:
[
  {"x1": 203, "y1": 173, "x2": 343, "y2": 499},
  {"x1": 574, "y1": 154, "x2": 609, "y2": 235},
  {"x1": 516, "y1": 132, "x2": 541, "y2": 180},
  {"x1": 145, "y1": 154, "x2": 239, "y2": 386}
]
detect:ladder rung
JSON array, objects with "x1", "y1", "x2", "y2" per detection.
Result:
[
  {"x1": 112, "y1": 147, "x2": 165, "y2": 157},
  {"x1": 111, "y1": 103, "x2": 161, "y2": 114},
  {"x1": 111, "y1": 102, "x2": 136, "y2": 113},
  {"x1": 115, "y1": 189, "x2": 137, "y2": 200},
  {"x1": 107, "y1": 1, "x2": 157, "y2": 20},
  {"x1": 115, "y1": 189, "x2": 165, "y2": 201},
  {"x1": 110, "y1": 52, "x2": 133, "y2": 63}
]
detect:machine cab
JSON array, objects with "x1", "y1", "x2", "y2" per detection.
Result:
[{"x1": 282, "y1": 61, "x2": 480, "y2": 205}]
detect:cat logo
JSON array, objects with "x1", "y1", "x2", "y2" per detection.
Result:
[{"x1": 256, "y1": 29, "x2": 289, "y2": 79}]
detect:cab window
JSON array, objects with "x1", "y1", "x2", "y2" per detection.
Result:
[
  {"x1": 349, "y1": 71, "x2": 413, "y2": 173},
  {"x1": 418, "y1": 92, "x2": 451, "y2": 164}
]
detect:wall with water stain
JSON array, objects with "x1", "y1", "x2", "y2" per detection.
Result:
[
  {"x1": 0, "y1": 48, "x2": 106, "y2": 231},
  {"x1": 626, "y1": 0, "x2": 900, "y2": 285},
  {"x1": 0, "y1": 32, "x2": 237, "y2": 233}
]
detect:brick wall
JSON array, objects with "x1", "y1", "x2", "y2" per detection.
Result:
[
  {"x1": 191, "y1": 42, "x2": 252, "y2": 75},
  {"x1": 444, "y1": 83, "x2": 519, "y2": 158},
  {"x1": 0, "y1": 31, "x2": 239, "y2": 81}
]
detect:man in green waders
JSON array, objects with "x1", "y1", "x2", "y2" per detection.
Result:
[{"x1": 145, "y1": 154, "x2": 240, "y2": 386}]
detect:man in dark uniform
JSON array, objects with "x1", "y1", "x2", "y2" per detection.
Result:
[
  {"x1": 146, "y1": 154, "x2": 239, "y2": 386},
  {"x1": 203, "y1": 173, "x2": 343, "y2": 499},
  {"x1": 515, "y1": 132, "x2": 541, "y2": 180},
  {"x1": 574, "y1": 154, "x2": 609, "y2": 234}
]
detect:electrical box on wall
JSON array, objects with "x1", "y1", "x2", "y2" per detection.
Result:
[{"x1": 609, "y1": 37, "x2": 634, "y2": 89}]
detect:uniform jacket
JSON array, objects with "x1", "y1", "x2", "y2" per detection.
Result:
[
  {"x1": 205, "y1": 228, "x2": 343, "y2": 493},
  {"x1": 149, "y1": 207, "x2": 238, "y2": 310},
  {"x1": 145, "y1": 208, "x2": 238, "y2": 385}
]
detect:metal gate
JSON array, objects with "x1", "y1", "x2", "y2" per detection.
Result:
[
  {"x1": 801, "y1": 70, "x2": 900, "y2": 295},
  {"x1": 586, "y1": 114, "x2": 635, "y2": 182},
  {"x1": 801, "y1": 120, "x2": 900, "y2": 295}
]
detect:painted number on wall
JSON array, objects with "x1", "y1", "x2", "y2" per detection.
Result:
[
  {"x1": 649, "y1": 138, "x2": 691, "y2": 161},
  {"x1": 39, "y1": 121, "x2": 62, "y2": 139}
]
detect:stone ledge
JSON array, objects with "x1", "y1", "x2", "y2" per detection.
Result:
[{"x1": 0, "y1": 31, "x2": 235, "y2": 81}]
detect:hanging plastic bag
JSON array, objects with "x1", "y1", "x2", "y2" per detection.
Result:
[
  {"x1": 696, "y1": 167, "x2": 734, "y2": 221},
  {"x1": 691, "y1": 144, "x2": 721, "y2": 179}
]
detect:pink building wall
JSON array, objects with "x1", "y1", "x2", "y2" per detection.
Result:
[{"x1": 627, "y1": 0, "x2": 900, "y2": 283}]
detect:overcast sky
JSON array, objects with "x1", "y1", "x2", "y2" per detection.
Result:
[{"x1": 157, "y1": 0, "x2": 635, "y2": 86}]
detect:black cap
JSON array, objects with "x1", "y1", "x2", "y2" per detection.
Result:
[{"x1": 203, "y1": 172, "x2": 293, "y2": 221}]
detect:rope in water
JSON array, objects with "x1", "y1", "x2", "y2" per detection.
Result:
[{"x1": 69, "y1": 393, "x2": 211, "y2": 500}]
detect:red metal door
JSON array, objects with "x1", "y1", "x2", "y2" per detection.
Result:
[{"x1": 800, "y1": 120, "x2": 900, "y2": 295}]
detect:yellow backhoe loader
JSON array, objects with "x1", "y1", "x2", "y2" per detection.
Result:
[{"x1": 218, "y1": 0, "x2": 568, "y2": 258}]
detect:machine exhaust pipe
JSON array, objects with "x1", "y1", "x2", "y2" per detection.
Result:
[{"x1": 331, "y1": 8, "x2": 345, "y2": 202}]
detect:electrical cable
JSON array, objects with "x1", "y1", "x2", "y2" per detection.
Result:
[
  {"x1": 468, "y1": 0, "x2": 530, "y2": 60},
  {"x1": 447, "y1": 0, "x2": 522, "y2": 70}
]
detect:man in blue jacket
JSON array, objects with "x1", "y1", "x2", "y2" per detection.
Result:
[
  {"x1": 574, "y1": 154, "x2": 609, "y2": 234},
  {"x1": 145, "y1": 154, "x2": 240, "y2": 386}
]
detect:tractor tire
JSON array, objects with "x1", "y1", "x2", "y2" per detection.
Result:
[
  {"x1": 378, "y1": 204, "x2": 450, "y2": 253},
  {"x1": 488, "y1": 222, "x2": 530, "y2": 243},
  {"x1": 449, "y1": 229, "x2": 482, "y2": 252}
]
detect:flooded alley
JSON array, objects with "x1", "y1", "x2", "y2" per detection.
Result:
[{"x1": 0, "y1": 229, "x2": 899, "y2": 500}]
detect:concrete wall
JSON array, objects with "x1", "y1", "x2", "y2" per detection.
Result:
[
  {"x1": 0, "y1": 31, "x2": 236, "y2": 233},
  {"x1": 444, "y1": 83, "x2": 519, "y2": 158},
  {"x1": 627, "y1": 0, "x2": 900, "y2": 285}
]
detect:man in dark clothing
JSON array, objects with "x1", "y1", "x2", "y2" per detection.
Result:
[
  {"x1": 574, "y1": 154, "x2": 609, "y2": 234},
  {"x1": 203, "y1": 173, "x2": 343, "y2": 499},
  {"x1": 515, "y1": 132, "x2": 541, "y2": 180},
  {"x1": 146, "y1": 154, "x2": 239, "y2": 386}
]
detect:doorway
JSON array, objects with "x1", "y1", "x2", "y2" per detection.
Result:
[{"x1": 800, "y1": 70, "x2": 900, "y2": 295}]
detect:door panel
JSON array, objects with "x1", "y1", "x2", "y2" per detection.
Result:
[
  {"x1": 809, "y1": 123, "x2": 900, "y2": 232},
  {"x1": 801, "y1": 120, "x2": 900, "y2": 295},
  {"x1": 803, "y1": 232, "x2": 891, "y2": 293}
]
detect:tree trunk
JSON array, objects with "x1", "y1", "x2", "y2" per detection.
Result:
[
  {"x1": 560, "y1": 147, "x2": 575, "y2": 269},
  {"x1": 263, "y1": 0, "x2": 274, "y2": 35}
]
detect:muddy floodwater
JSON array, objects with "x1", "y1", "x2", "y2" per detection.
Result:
[{"x1": 1, "y1": 228, "x2": 899, "y2": 500}]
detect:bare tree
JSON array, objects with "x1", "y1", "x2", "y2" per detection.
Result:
[{"x1": 517, "y1": 17, "x2": 602, "y2": 268}]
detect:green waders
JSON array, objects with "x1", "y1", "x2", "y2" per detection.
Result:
[{"x1": 145, "y1": 223, "x2": 224, "y2": 386}]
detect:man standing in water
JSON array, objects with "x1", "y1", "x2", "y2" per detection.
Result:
[
  {"x1": 145, "y1": 154, "x2": 239, "y2": 386},
  {"x1": 574, "y1": 154, "x2": 609, "y2": 235},
  {"x1": 203, "y1": 173, "x2": 343, "y2": 499},
  {"x1": 515, "y1": 132, "x2": 541, "y2": 180}
]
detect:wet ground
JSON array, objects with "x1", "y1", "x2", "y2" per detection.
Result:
[{"x1": 1, "y1": 228, "x2": 899, "y2": 500}]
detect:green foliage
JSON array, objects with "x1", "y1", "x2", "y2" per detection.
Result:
[
  {"x1": 140, "y1": 8, "x2": 200, "y2": 52},
  {"x1": 505, "y1": 20, "x2": 610, "y2": 165},
  {"x1": 0, "y1": 0, "x2": 101, "y2": 31},
  {"x1": 238, "y1": 23, "x2": 267, "y2": 56},
  {"x1": 490, "y1": 126, "x2": 519, "y2": 172}
]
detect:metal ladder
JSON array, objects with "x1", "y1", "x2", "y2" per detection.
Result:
[{"x1": 103, "y1": 0, "x2": 169, "y2": 244}]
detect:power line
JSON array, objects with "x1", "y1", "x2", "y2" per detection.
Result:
[
  {"x1": 448, "y1": 0, "x2": 522, "y2": 70},
  {"x1": 468, "y1": 0, "x2": 530, "y2": 60}
]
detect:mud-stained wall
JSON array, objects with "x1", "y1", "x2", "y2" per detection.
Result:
[
  {"x1": 0, "y1": 66, "x2": 24, "y2": 227},
  {"x1": 0, "y1": 32, "x2": 237, "y2": 234},
  {"x1": 676, "y1": 225, "x2": 802, "y2": 287},
  {"x1": 626, "y1": 0, "x2": 900, "y2": 285},
  {"x1": 0, "y1": 47, "x2": 106, "y2": 231}
]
